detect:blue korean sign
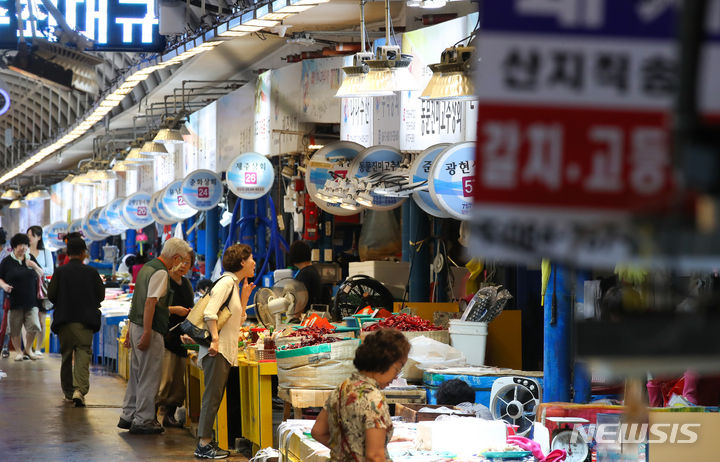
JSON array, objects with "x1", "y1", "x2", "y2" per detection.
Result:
[
  {"x1": 82, "y1": 216, "x2": 104, "y2": 242},
  {"x1": 306, "y1": 141, "x2": 364, "y2": 216},
  {"x1": 410, "y1": 143, "x2": 451, "y2": 219},
  {"x1": 429, "y1": 142, "x2": 475, "y2": 221},
  {"x1": 87, "y1": 207, "x2": 109, "y2": 237},
  {"x1": 122, "y1": 192, "x2": 153, "y2": 229},
  {"x1": 226, "y1": 152, "x2": 274, "y2": 200},
  {"x1": 150, "y1": 192, "x2": 177, "y2": 225},
  {"x1": 0, "y1": 0, "x2": 164, "y2": 51},
  {"x1": 162, "y1": 180, "x2": 198, "y2": 220},
  {"x1": 44, "y1": 221, "x2": 68, "y2": 250},
  {"x1": 105, "y1": 197, "x2": 127, "y2": 232},
  {"x1": 350, "y1": 145, "x2": 406, "y2": 211},
  {"x1": 68, "y1": 218, "x2": 83, "y2": 235},
  {"x1": 181, "y1": 170, "x2": 223, "y2": 211}
]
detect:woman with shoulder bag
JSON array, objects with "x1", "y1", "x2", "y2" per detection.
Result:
[
  {"x1": 189, "y1": 244, "x2": 255, "y2": 459},
  {"x1": 27, "y1": 226, "x2": 53, "y2": 357}
]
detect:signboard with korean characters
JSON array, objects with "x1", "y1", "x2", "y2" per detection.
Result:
[
  {"x1": 161, "y1": 180, "x2": 197, "y2": 220},
  {"x1": 397, "y1": 13, "x2": 479, "y2": 151},
  {"x1": 181, "y1": 169, "x2": 223, "y2": 211},
  {"x1": 340, "y1": 97, "x2": 373, "y2": 147},
  {"x1": 348, "y1": 145, "x2": 406, "y2": 211},
  {"x1": 44, "y1": 221, "x2": 68, "y2": 250},
  {"x1": 150, "y1": 190, "x2": 177, "y2": 225},
  {"x1": 68, "y1": 219, "x2": 83, "y2": 236},
  {"x1": 121, "y1": 192, "x2": 154, "y2": 229},
  {"x1": 301, "y1": 56, "x2": 345, "y2": 123},
  {"x1": 305, "y1": 141, "x2": 365, "y2": 216},
  {"x1": 271, "y1": 62, "x2": 306, "y2": 156},
  {"x1": 105, "y1": 197, "x2": 127, "y2": 232},
  {"x1": 470, "y1": 0, "x2": 720, "y2": 266},
  {"x1": 98, "y1": 206, "x2": 123, "y2": 236},
  {"x1": 409, "y1": 143, "x2": 451, "y2": 218},
  {"x1": 254, "y1": 71, "x2": 272, "y2": 156},
  {"x1": 226, "y1": 152, "x2": 275, "y2": 200},
  {"x1": 87, "y1": 207, "x2": 110, "y2": 238},
  {"x1": 428, "y1": 142, "x2": 475, "y2": 220},
  {"x1": 217, "y1": 81, "x2": 256, "y2": 171}
]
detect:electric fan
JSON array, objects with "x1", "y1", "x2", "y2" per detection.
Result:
[
  {"x1": 490, "y1": 377, "x2": 542, "y2": 436},
  {"x1": 331, "y1": 274, "x2": 394, "y2": 321},
  {"x1": 254, "y1": 279, "x2": 308, "y2": 329}
]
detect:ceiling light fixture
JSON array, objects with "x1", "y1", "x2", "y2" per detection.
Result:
[
  {"x1": 25, "y1": 188, "x2": 51, "y2": 201},
  {"x1": 9, "y1": 199, "x2": 25, "y2": 209},
  {"x1": 140, "y1": 141, "x2": 169, "y2": 155},
  {"x1": 124, "y1": 147, "x2": 154, "y2": 164},
  {"x1": 1, "y1": 188, "x2": 21, "y2": 200},
  {"x1": 154, "y1": 128, "x2": 185, "y2": 144},
  {"x1": 0, "y1": 0, "x2": 329, "y2": 187},
  {"x1": 421, "y1": 45, "x2": 476, "y2": 101}
]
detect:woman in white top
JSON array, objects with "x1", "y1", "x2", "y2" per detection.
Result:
[
  {"x1": 27, "y1": 226, "x2": 54, "y2": 357},
  {"x1": 191, "y1": 243, "x2": 255, "y2": 460}
]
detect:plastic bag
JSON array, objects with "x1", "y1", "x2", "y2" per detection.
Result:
[
  {"x1": 358, "y1": 210, "x2": 401, "y2": 261},
  {"x1": 407, "y1": 336, "x2": 466, "y2": 371}
]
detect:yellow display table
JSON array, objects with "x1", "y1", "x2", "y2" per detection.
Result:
[
  {"x1": 185, "y1": 353, "x2": 278, "y2": 452},
  {"x1": 237, "y1": 354, "x2": 278, "y2": 453}
]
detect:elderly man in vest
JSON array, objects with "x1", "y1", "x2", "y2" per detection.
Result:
[{"x1": 118, "y1": 238, "x2": 193, "y2": 434}]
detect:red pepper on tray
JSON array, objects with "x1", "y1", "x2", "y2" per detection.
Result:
[{"x1": 363, "y1": 314, "x2": 442, "y2": 332}]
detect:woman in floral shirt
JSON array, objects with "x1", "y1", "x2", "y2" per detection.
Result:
[{"x1": 312, "y1": 329, "x2": 411, "y2": 462}]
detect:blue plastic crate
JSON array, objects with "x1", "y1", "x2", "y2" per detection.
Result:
[{"x1": 423, "y1": 371, "x2": 544, "y2": 407}]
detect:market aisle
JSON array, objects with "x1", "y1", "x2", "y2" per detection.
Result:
[{"x1": 0, "y1": 354, "x2": 248, "y2": 461}]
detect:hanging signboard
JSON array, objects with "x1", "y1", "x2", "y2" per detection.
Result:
[
  {"x1": 470, "y1": 0, "x2": 720, "y2": 267},
  {"x1": 82, "y1": 217, "x2": 105, "y2": 242},
  {"x1": 150, "y1": 190, "x2": 177, "y2": 226},
  {"x1": 98, "y1": 206, "x2": 123, "y2": 236},
  {"x1": 161, "y1": 180, "x2": 197, "y2": 220},
  {"x1": 217, "y1": 81, "x2": 256, "y2": 171},
  {"x1": 340, "y1": 97, "x2": 373, "y2": 147},
  {"x1": 226, "y1": 152, "x2": 275, "y2": 200},
  {"x1": 409, "y1": 143, "x2": 452, "y2": 218},
  {"x1": 68, "y1": 219, "x2": 83, "y2": 235},
  {"x1": 373, "y1": 95, "x2": 401, "y2": 148},
  {"x1": 181, "y1": 169, "x2": 223, "y2": 211},
  {"x1": 122, "y1": 192, "x2": 154, "y2": 229},
  {"x1": 105, "y1": 197, "x2": 127, "y2": 232},
  {"x1": 301, "y1": 56, "x2": 344, "y2": 123},
  {"x1": 349, "y1": 145, "x2": 406, "y2": 211},
  {"x1": 254, "y1": 71, "x2": 272, "y2": 156},
  {"x1": 87, "y1": 207, "x2": 110, "y2": 238},
  {"x1": 44, "y1": 221, "x2": 68, "y2": 250},
  {"x1": 306, "y1": 141, "x2": 364, "y2": 216},
  {"x1": 428, "y1": 142, "x2": 475, "y2": 221},
  {"x1": 271, "y1": 62, "x2": 306, "y2": 156}
]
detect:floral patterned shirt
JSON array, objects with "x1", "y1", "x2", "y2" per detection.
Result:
[{"x1": 324, "y1": 372, "x2": 393, "y2": 461}]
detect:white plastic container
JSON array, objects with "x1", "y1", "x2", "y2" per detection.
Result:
[{"x1": 449, "y1": 320, "x2": 488, "y2": 366}]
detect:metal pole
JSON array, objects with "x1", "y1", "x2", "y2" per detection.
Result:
[
  {"x1": 205, "y1": 206, "x2": 219, "y2": 279},
  {"x1": 360, "y1": 0, "x2": 367, "y2": 53},
  {"x1": 384, "y1": 0, "x2": 390, "y2": 45},
  {"x1": 543, "y1": 264, "x2": 572, "y2": 402}
]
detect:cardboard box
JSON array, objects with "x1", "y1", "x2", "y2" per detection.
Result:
[{"x1": 395, "y1": 403, "x2": 472, "y2": 422}]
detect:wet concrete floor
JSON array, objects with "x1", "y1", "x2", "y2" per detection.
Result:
[{"x1": 0, "y1": 353, "x2": 249, "y2": 461}]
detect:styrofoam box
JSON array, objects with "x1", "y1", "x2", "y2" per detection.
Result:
[{"x1": 348, "y1": 261, "x2": 410, "y2": 288}]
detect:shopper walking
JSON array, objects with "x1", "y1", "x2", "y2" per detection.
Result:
[
  {"x1": 193, "y1": 243, "x2": 254, "y2": 459},
  {"x1": 27, "y1": 225, "x2": 54, "y2": 356},
  {"x1": 0, "y1": 233, "x2": 44, "y2": 361},
  {"x1": 119, "y1": 237, "x2": 192, "y2": 435},
  {"x1": 156, "y1": 251, "x2": 193, "y2": 428},
  {"x1": 0, "y1": 229, "x2": 12, "y2": 358},
  {"x1": 312, "y1": 328, "x2": 411, "y2": 462},
  {"x1": 48, "y1": 237, "x2": 105, "y2": 407}
]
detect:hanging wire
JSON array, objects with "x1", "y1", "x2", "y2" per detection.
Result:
[{"x1": 453, "y1": 14, "x2": 481, "y2": 47}]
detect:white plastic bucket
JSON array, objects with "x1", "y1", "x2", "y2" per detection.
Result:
[{"x1": 449, "y1": 320, "x2": 488, "y2": 366}]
